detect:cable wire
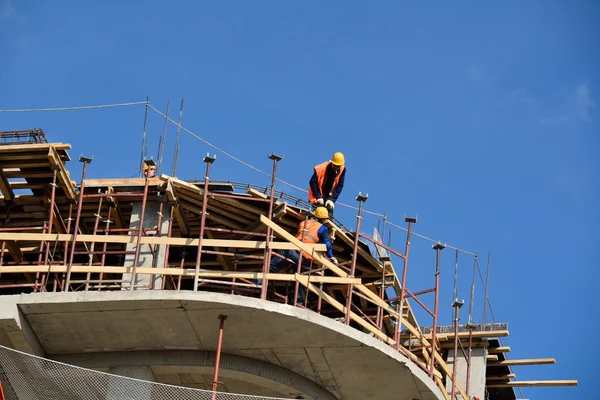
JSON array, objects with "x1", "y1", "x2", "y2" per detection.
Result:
[{"x1": 0, "y1": 101, "x2": 147, "y2": 113}]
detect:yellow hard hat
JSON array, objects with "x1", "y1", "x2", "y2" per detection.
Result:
[
  {"x1": 142, "y1": 164, "x2": 157, "y2": 171},
  {"x1": 331, "y1": 152, "x2": 345, "y2": 166},
  {"x1": 314, "y1": 206, "x2": 329, "y2": 219}
]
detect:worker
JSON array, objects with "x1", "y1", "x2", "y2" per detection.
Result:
[
  {"x1": 142, "y1": 160, "x2": 156, "y2": 178},
  {"x1": 257, "y1": 207, "x2": 338, "y2": 305},
  {"x1": 308, "y1": 152, "x2": 346, "y2": 218}
]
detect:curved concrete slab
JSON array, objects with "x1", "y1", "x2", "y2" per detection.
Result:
[{"x1": 2, "y1": 291, "x2": 444, "y2": 400}]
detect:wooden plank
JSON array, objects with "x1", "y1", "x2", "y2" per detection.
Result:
[
  {"x1": 432, "y1": 330, "x2": 509, "y2": 341},
  {"x1": 205, "y1": 229, "x2": 233, "y2": 270},
  {"x1": 85, "y1": 177, "x2": 162, "y2": 188},
  {"x1": 487, "y1": 354, "x2": 499, "y2": 361},
  {"x1": 487, "y1": 380, "x2": 577, "y2": 388},
  {"x1": 0, "y1": 169, "x2": 15, "y2": 201},
  {"x1": 489, "y1": 346, "x2": 511, "y2": 353},
  {"x1": 487, "y1": 358, "x2": 555, "y2": 367},
  {"x1": 0, "y1": 232, "x2": 326, "y2": 251},
  {"x1": 0, "y1": 143, "x2": 71, "y2": 153},
  {"x1": 4, "y1": 241, "x2": 24, "y2": 263},
  {"x1": 0, "y1": 265, "x2": 360, "y2": 283},
  {"x1": 486, "y1": 374, "x2": 516, "y2": 381},
  {"x1": 47, "y1": 146, "x2": 77, "y2": 200},
  {"x1": 3, "y1": 169, "x2": 53, "y2": 179}
]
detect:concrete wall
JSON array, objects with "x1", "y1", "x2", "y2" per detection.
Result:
[
  {"x1": 122, "y1": 201, "x2": 170, "y2": 290},
  {"x1": 445, "y1": 347, "x2": 486, "y2": 400}
]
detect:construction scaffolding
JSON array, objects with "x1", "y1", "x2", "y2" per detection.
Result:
[{"x1": 0, "y1": 132, "x2": 577, "y2": 399}]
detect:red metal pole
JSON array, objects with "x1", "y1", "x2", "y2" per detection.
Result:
[
  {"x1": 65, "y1": 157, "x2": 92, "y2": 291},
  {"x1": 293, "y1": 214, "x2": 309, "y2": 307},
  {"x1": 85, "y1": 196, "x2": 104, "y2": 291},
  {"x1": 194, "y1": 155, "x2": 215, "y2": 291},
  {"x1": 41, "y1": 168, "x2": 58, "y2": 292},
  {"x1": 260, "y1": 153, "x2": 283, "y2": 300},
  {"x1": 466, "y1": 326, "x2": 473, "y2": 397},
  {"x1": 429, "y1": 243, "x2": 445, "y2": 378},
  {"x1": 161, "y1": 206, "x2": 174, "y2": 290},
  {"x1": 394, "y1": 218, "x2": 415, "y2": 349},
  {"x1": 97, "y1": 207, "x2": 112, "y2": 291},
  {"x1": 33, "y1": 222, "x2": 47, "y2": 293},
  {"x1": 211, "y1": 314, "x2": 228, "y2": 400},
  {"x1": 129, "y1": 176, "x2": 150, "y2": 290},
  {"x1": 344, "y1": 193, "x2": 367, "y2": 325},
  {"x1": 450, "y1": 301, "x2": 463, "y2": 399}
]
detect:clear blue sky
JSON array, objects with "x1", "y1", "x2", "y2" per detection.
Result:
[{"x1": 1, "y1": 1, "x2": 598, "y2": 398}]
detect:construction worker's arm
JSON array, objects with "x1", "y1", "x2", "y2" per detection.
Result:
[
  {"x1": 309, "y1": 170, "x2": 323, "y2": 203},
  {"x1": 317, "y1": 225, "x2": 334, "y2": 259},
  {"x1": 328, "y1": 168, "x2": 346, "y2": 203}
]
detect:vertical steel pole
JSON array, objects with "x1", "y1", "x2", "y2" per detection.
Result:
[
  {"x1": 139, "y1": 97, "x2": 149, "y2": 178},
  {"x1": 161, "y1": 207, "x2": 174, "y2": 290},
  {"x1": 85, "y1": 195, "x2": 104, "y2": 291},
  {"x1": 395, "y1": 217, "x2": 416, "y2": 349},
  {"x1": 344, "y1": 193, "x2": 368, "y2": 325},
  {"x1": 450, "y1": 300, "x2": 464, "y2": 399},
  {"x1": 193, "y1": 155, "x2": 215, "y2": 291},
  {"x1": 260, "y1": 153, "x2": 283, "y2": 300},
  {"x1": 129, "y1": 176, "x2": 150, "y2": 290},
  {"x1": 171, "y1": 99, "x2": 184, "y2": 177},
  {"x1": 158, "y1": 101, "x2": 170, "y2": 174},
  {"x1": 429, "y1": 242, "x2": 445, "y2": 378},
  {"x1": 41, "y1": 168, "x2": 58, "y2": 291},
  {"x1": 211, "y1": 314, "x2": 228, "y2": 400},
  {"x1": 65, "y1": 156, "x2": 92, "y2": 291},
  {"x1": 466, "y1": 325, "x2": 473, "y2": 397},
  {"x1": 483, "y1": 251, "x2": 491, "y2": 327},
  {"x1": 98, "y1": 207, "x2": 112, "y2": 291},
  {"x1": 293, "y1": 214, "x2": 309, "y2": 307}
]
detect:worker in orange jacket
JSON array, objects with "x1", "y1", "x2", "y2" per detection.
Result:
[
  {"x1": 256, "y1": 207, "x2": 337, "y2": 305},
  {"x1": 308, "y1": 152, "x2": 346, "y2": 218}
]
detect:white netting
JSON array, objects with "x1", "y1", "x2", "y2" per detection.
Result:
[{"x1": 0, "y1": 345, "x2": 299, "y2": 400}]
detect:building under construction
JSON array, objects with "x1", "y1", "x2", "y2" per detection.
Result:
[{"x1": 0, "y1": 128, "x2": 577, "y2": 399}]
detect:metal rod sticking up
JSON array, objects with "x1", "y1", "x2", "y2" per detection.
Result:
[
  {"x1": 450, "y1": 298, "x2": 464, "y2": 399},
  {"x1": 344, "y1": 192, "x2": 368, "y2": 325},
  {"x1": 193, "y1": 153, "x2": 216, "y2": 291},
  {"x1": 139, "y1": 97, "x2": 149, "y2": 178},
  {"x1": 171, "y1": 99, "x2": 184, "y2": 177},
  {"x1": 429, "y1": 242, "x2": 445, "y2": 378},
  {"x1": 211, "y1": 314, "x2": 227, "y2": 400},
  {"x1": 483, "y1": 251, "x2": 491, "y2": 327},
  {"x1": 394, "y1": 217, "x2": 416, "y2": 349},
  {"x1": 65, "y1": 155, "x2": 93, "y2": 291},
  {"x1": 260, "y1": 152, "x2": 283, "y2": 300},
  {"x1": 158, "y1": 100, "x2": 170, "y2": 174}
]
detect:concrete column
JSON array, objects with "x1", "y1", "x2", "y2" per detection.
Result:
[
  {"x1": 107, "y1": 365, "x2": 155, "y2": 400},
  {"x1": 445, "y1": 347, "x2": 486, "y2": 400},
  {"x1": 122, "y1": 202, "x2": 170, "y2": 290}
]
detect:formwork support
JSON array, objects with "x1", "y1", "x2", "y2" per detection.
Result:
[
  {"x1": 260, "y1": 153, "x2": 283, "y2": 300},
  {"x1": 430, "y1": 242, "x2": 445, "y2": 378},
  {"x1": 129, "y1": 176, "x2": 150, "y2": 290},
  {"x1": 344, "y1": 193, "x2": 367, "y2": 325},
  {"x1": 65, "y1": 155, "x2": 92, "y2": 291},
  {"x1": 193, "y1": 154, "x2": 216, "y2": 291},
  {"x1": 211, "y1": 314, "x2": 227, "y2": 400}
]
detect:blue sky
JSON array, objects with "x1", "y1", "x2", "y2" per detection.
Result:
[{"x1": 1, "y1": 1, "x2": 598, "y2": 397}]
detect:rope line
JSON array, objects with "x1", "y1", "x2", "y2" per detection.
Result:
[
  {"x1": 0, "y1": 99, "x2": 479, "y2": 256},
  {"x1": 147, "y1": 104, "x2": 478, "y2": 256},
  {"x1": 0, "y1": 101, "x2": 147, "y2": 113}
]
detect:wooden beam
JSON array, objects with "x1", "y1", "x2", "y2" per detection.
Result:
[
  {"x1": 488, "y1": 358, "x2": 555, "y2": 367},
  {"x1": 0, "y1": 232, "x2": 326, "y2": 251},
  {"x1": 47, "y1": 146, "x2": 77, "y2": 200},
  {"x1": 0, "y1": 265, "x2": 360, "y2": 283},
  {"x1": 431, "y1": 330, "x2": 510, "y2": 341},
  {"x1": 205, "y1": 229, "x2": 233, "y2": 270},
  {"x1": 4, "y1": 241, "x2": 24, "y2": 263},
  {"x1": 487, "y1": 380, "x2": 577, "y2": 388},
  {"x1": 85, "y1": 177, "x2": 162, "y2": 188},
  {"x1": 0, "y1": 143, "x2": 71, "y2": 153},
  {"x1": 487, "y1": 354, "x2": 499, "y2": 361},
  {"x1": 0, "y1": 169, "x2": 15, "y2": 202},
  {"x1": 489, "y1": 346, "x2": 511, "y2": 353},
  {"x1": 486, "y1": 374, "x2": 516, "y2": 381}
]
